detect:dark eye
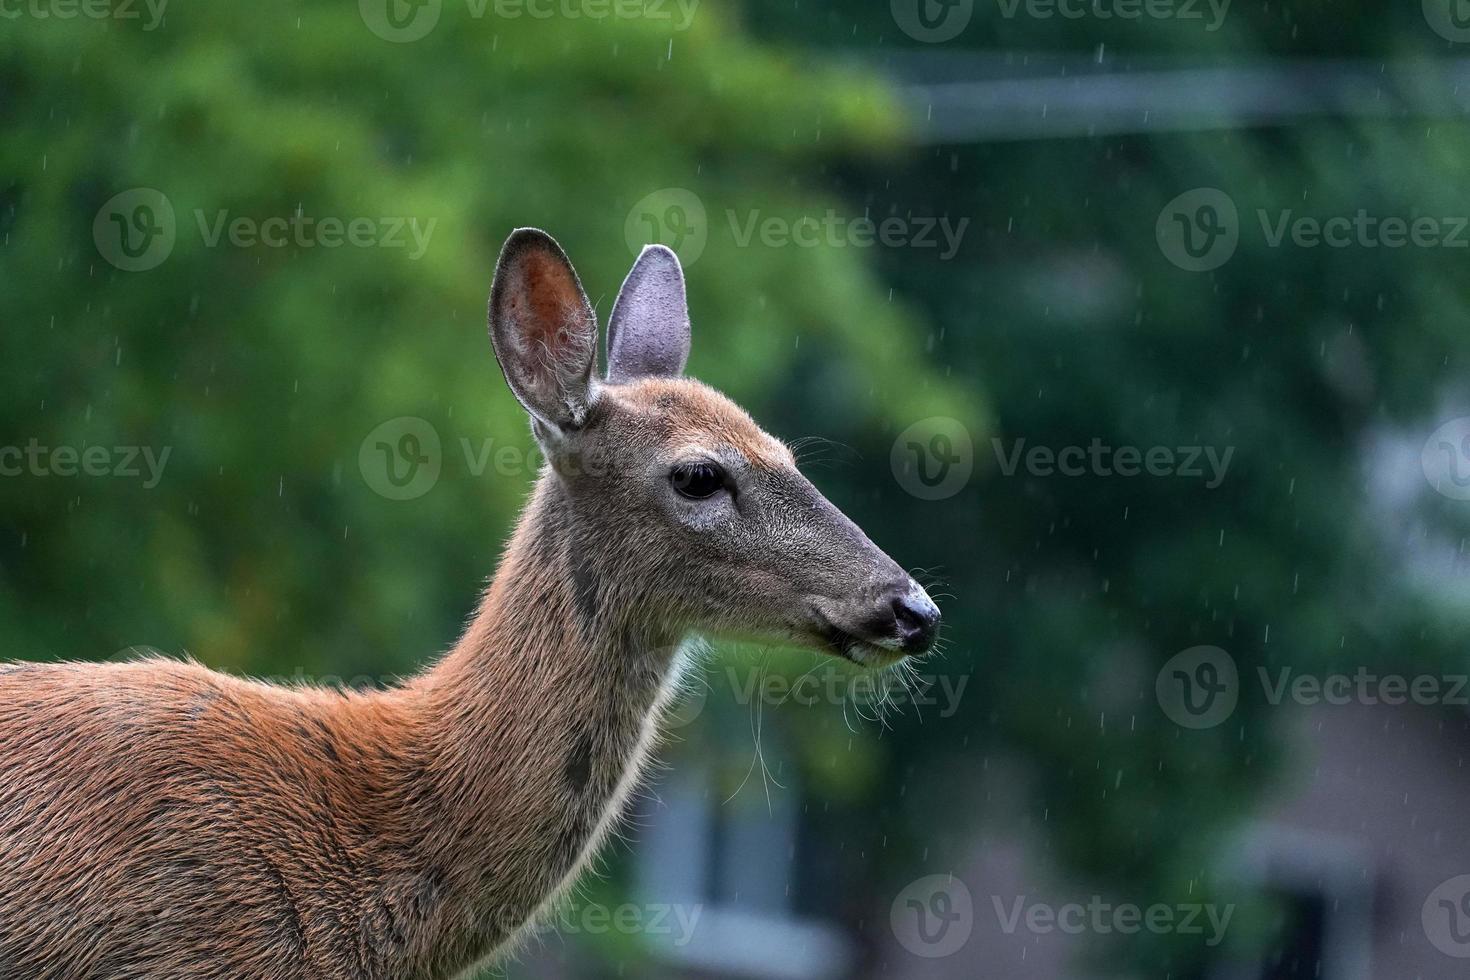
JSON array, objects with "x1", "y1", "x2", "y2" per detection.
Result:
[{"x1": 670, "y1": 462, "x2": 725, "y2": 500}]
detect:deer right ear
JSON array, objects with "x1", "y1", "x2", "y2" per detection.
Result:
[
  {"x1": 488, "y1": 228, "x2": 599, "y2": 436},
  {"x1": 606, "y1": 245, "x2": 691, "y2": 384}
]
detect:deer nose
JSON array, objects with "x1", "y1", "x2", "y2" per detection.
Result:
[{"x1": 889, "y1": 582, "x2": 941, "y2": 653}]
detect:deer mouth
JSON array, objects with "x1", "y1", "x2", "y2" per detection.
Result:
[{"x1": 812, "y1": 615, "x2": 909, "y2": 669}]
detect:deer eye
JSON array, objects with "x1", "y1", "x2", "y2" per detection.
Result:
[{"x1": 670, "y1": 462, "x2": 725, "y2": 500}]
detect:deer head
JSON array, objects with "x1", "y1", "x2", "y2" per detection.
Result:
[{"x1": 488, "y1": 228, "x2": 940, "y2": 667}]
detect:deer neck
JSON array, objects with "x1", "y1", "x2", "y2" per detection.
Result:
[{"x1": 402, "y1": 475, "x2": 686, "y2": 970}]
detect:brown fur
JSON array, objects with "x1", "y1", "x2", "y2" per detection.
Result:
[
  {"x1": 0, "y1": 471, "x2": 677, "y2": 979},
  {"x1": 0, "y1": 233, "x2": 936, "y2": 980}
]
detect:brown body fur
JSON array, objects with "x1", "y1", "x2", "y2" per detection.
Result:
[{"x1": 0, "y1": 470, "x2": 680, "y2": 980}]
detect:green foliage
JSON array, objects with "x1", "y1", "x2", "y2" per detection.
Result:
[{"x1": 0, "y1": 1, "x2": 962, "y2": 683}]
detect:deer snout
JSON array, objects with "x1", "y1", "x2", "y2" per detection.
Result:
[
  {"x1": 882, "y1": 579, "x2": 942, "y2": 653},
  {"x1": 808, "y1": 575, "x2": 941, "y2": 663},
  {"x1": 888, "y1": 581, "x2": 941, "y2": 653}
]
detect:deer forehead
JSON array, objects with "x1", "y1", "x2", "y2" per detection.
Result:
[{"x1": 612, "y1": 378, "x2": 796, "y2": 471}]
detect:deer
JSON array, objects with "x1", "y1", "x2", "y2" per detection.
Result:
[{"x1": 0, "y1": 228, "x2": 942, "y2": 980}]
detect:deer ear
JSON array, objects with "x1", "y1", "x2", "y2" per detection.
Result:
[
  {"x1": 606, "y1": 244, "x2": 691, "y2": 384},
  {"x1": 488, "y1": 228, "x2": 599, "y2": 434}
]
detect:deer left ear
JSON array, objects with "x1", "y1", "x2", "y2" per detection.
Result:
[
  {"x1": 488, "y1": 228, "x2": 599, "y2": 435},
  {"x1": 606, "y1": 245, "x2": 691, "y2": 383}
]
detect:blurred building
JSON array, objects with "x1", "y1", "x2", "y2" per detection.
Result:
[{"x1": 599, "y1": 701, "x2": 1470, "y2": 980}]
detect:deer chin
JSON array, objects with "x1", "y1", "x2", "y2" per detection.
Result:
[
  {"x1": 810, "y1": 614, "x2": 910, "y2": 669},
  {"x1": 841, "y1": 642, "x2": 911, "y2": 670}
]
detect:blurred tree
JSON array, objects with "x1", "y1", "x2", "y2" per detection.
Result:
[
  {"x1": 0, "y1": 0, "x2": 965, "y2": 679},
  {"x1": 736, "y1": 0, "x2": 1470, "y2": 974}
]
